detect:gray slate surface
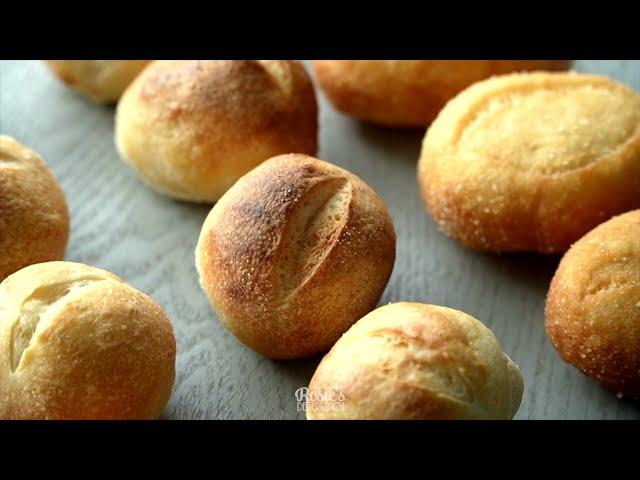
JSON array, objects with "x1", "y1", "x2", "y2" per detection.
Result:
[{"x1": 1, "y1": 59, "x2": 639, "y2": 420}]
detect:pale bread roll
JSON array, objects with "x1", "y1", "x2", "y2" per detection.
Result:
[
  {"x1": 0, "y1": 261, "x2": 176, "y2": 419},
  {"x1": 307, "y1": 302, "x2": 523, "y2": 420},
  {"x1": 45, "y1": 60, "x2": 150, "y2": 103}
]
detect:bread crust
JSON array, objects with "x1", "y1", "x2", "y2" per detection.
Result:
[
  {"x1": 545, "y1": 210, "x2": 640, "y2": 397},
  {"x1": 418, "y1": 72, "x2": 640, "y2": 253},
  {"x1": 0, "y1": 135, "x2": 70, "y2": 281},
  {"x1": 196, "y1": 154, "x2": 396, "y2": 359},
  {"x1": 313, "y1": 60, "x2": 570, "y2": 127},
  {"x1": 115, "y1": 60, "x2": 318, "y2": 203},
  {"x1": 45, "y1": 60, "x2": 150, "y2": 103},
  {"x1": 307, "y1": 302, "x2": 523, "y2": 419},
  {"x1": 0, "y1": 261, "x2": 176, "y2": 419}
]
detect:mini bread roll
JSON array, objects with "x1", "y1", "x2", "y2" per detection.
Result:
[
  {"x1": 313, "y1": 60, "x2": 571, "y2": 127},
  {"x1": 196, "y1": 154, "x2": 396, "y2": 359},
  {"x1": 418, "y1": 72, "x2": 640, "y2": 253},
  {"x1": 0, "y1": 135, "x2": 70, "y2": 281},
  {"x1": 546, "y1": 210, "x2": 640, "y2": 397},
  {"x1": 115, "y1": 60, "x2": 318, "y2": 203},
  {"x1": 0, "y1": 261, "x2": 176, "y2": 419},
  {"x1": 307, "y1": 302, "x2": 523, "y2": 420},
  {"x1": 45, "y1": 60, "x2": 150, "y2": 103}
]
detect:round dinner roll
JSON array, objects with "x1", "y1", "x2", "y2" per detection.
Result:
[
  {"x1": 306, "y1": 302, "x2": 523, "y2": 420},
  {"x1": 45, "y1": 60, "x2": 150, "y2": 103},
  {"x1": 418, "y1": 71, "x2": 640, "y2": 253},
  {"x1": 0, "y1": 135, "x2": 70, "y2": 282},
  {"x1": 546, "y1": 210, "x2": 640, "y2": 397},
  {"x1": 313, "y1": 60, "x2": 571, "y2": 127},
  {"x1": 115, "y1": 60, "x2": 318, "y2": 203},
  {"x1": 0, "y1": 261, "x2": 176, "y2": 419},
  {"x1": 196, "y1": 154, "x2": 396, "y2": 359}
]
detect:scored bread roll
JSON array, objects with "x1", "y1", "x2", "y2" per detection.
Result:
[
  {"x1": 546, "y1": 210, "x2": 640, "y2": 397},
  {"x1": 0, "y1": 135, "x2": 70, "y2": 281},
  {"x1": 0, "y1": 261, "x2": 176, "y2": 419},
  {"x1": 115, "y1": 60, "x2": 318, "y2": 203},
  {"x1": 313, "y1": 60, "x2": 571, "y2": 127},
  {"x1": 45, "y1": 60, "x2": 150, "y2": 103},
  {"x1": 307, "y1": 302, "x2": 524, "y2": 420},
  {"x1": 196, "y1": 154, "x2": 396, "y2": 359},
  {"x1": 418, "y1": 71, "x2": 640, "y2": 253}
]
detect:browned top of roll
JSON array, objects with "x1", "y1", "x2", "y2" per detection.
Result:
[
  {"x1": 0, "y1": 135, "x2": 69, "y2": 281},
  {"x1": 196, "y1": 154, "x2": 396, "y2": 359}
]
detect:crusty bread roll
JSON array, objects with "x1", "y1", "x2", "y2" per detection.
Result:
[
  {"x1": 196, "y1": 154, "x2": 396, "y2": 359},
  {"x1": 115, "y1": 60, "x2": 318, "y2": 203},
  {"x1": 418, "y1": 72, "x2": 640, "y2": 253},
  {"x1": 0, "y1": 135, "x2": 70, "y2": 281},
  {"x1": 313, "y1": 60, "x2": 571, "y2": 127},
  {"x1": 0, "y1": 261, "x2": 176, "y2": 419},
  {"x1": 546, "y1": 210, "x2": 640, "y2": 397},
  {"x1": 45, "y1": 60, "x2": 150, "y2": 103},
  {"x1": 307, "y1": 302, "x2": 523, "y2": 419}
]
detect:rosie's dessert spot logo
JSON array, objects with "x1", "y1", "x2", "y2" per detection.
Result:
[{"x1": 295, "y1": 387, "x2": 345, "y2": 413}]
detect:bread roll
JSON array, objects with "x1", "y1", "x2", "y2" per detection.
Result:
[
  {"x1": 196, "y1": 154, "x2": 396, "y2": 359},
  {"x1": 418, "y1": 72, "x2": 640, "y2": 253},
  {"x1": 45, "y1": 60, "x2": 149, "y2": 103},
  {"x1": 546, "y1": 210, "x2": 640, "y2": 397},
  {"x1": 115, "y1": 60, "x2": 318, "y2": 203},
  {"x1": 313, "y1": 60, "x2": 571, "y2": 127},
  {"x1": 0, "y1": 135, "x2": 70, "y2": 281},
  {"x1": 306, "y1": 302, "x2": 523, "y2": 419},
  {"x1": 0, "y1": 261, "x2": 176, "y2": 419}
]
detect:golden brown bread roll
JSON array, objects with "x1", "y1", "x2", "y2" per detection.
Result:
[
  {"x1": 45, "y1": 60, "x2": 150, "y2": 103},
  {"x1": 0, "y1": 135, "x2": 70, "y2": 281},
  {"x1": 313, "y1": 60, "x2": 571, "y2": 127},
  {"x1": 306, "y1": 302, "x2": 523, "y2": 419},
  {"x1": 546, "y1": 210, "x2": 640, "y2": 397},
  {"x1": 115, "y1": 60, "x2": 318, "y2": 203},
  {"x1": 418, "y1": 71, "x2": 640, "y2": 253},
  {"x1": 0, "y1": 261, "x2": 176, "y2": 419},
  {"x1": 196, "y1": 154, "x2": 396, "y2": 359}
]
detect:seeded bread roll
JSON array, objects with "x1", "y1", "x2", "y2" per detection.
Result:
[
  {"x1": 546, "y1": 210, "x2": 640, "y2": 397},
  {"x1": 0, "y1": 261, "x2": 176, "y2": 419},
  {"x1": 0, "y1": 135, "x2": 70, "y2": 281},
  {"x1": 313, "y1": 60, "x2": 571, "y2": 127},
  {"x1": 418, "y1": 72, "x2": 640, "y2": 253},
  {"x1": 196, "y1": 154, "x2": 396, "y2": 359},
  {"x1": 45, "y1": 60, "x2": 150, "y2": 103},
  {"x1": 307, "y1": 302, "x2": 523, "y2": 420},
  {"x1": 115, "y1": 60, "x2": 318, "y2": 203}
]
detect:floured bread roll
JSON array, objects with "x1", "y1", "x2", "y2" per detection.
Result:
[
  {"x1": 196, "y1": 154, "x2": 396, "y2": 359},
  {"x1": 313, "y1": 60, "x2": 571, "y2": 127},
  {"x1": 546, "y1": 210, "x2": 640, "y2": 397},
  {"x1": 418, "y1": 72, "x2": 640, "y2": 253},
  {"x1": 0, "y1": 135, "x2": 69, "y2": 281},
  {"x1": 45, "y1": 60, "x2": 150, "y2": 103},
  {"x1": 115, "y1": 60, "x2": 318, "y2": 202},
  {"x1": 0, "y1": 261, "x2": 176, "y2": 419},
  {"x1": 307, "y1": 302, "x2": 524, "y2": 420}
]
